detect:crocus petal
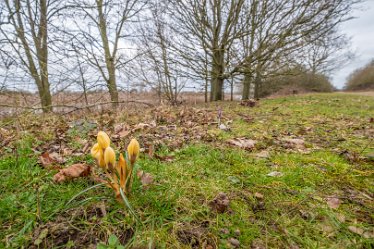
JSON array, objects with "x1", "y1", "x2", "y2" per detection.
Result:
[
  {"x1": 97, "y1": 131, "x2": 110, "y2": 149},
  {"x1": 104, "y1": 146, "x2": 116, "y2": 168},
  {"x1": 90, "y1": 143, "x2": 101, "y2": 159},
  {"x1": 98, "y1": 150, "x2": 106, "y2": 169},
  {"x1": 127, "y1": 138, "x2": 140, "y2": 164},
  {"x1": 117, "y1": 153, "x2": 127, "y2": 188}
]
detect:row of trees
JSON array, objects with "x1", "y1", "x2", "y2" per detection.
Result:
[
  {"x1": 345, "y1": 60, "x2": 374, "y2": 90},
  {"x1": 0, "y1": 0, "x2": 358, "y2": 112}
]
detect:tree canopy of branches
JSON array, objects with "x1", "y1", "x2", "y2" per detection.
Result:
[
  {"x1": 0, "y1": 0, "x2": 360, "y2": 111},
  {"x1": 164, "y1": 0, "x2": 358, "y2": 100},
  {"x1": 66, "y1": 0, "x2": 144, "y2": 107},
  {"x1": 0, "y1": 0, "x2": 66, "y2": 112}
]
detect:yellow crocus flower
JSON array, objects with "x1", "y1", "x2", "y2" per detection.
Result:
[
  {"x1": 104, "y1": 146, "x2": 116, "y2": 170},
  {"x1": 97, "y1": 149, "x2": 106, "y2": 169},
  {"x1": 97, "y1": 131, "x2": 110, "y2": 149},
  {"x1": 90, "y1": 143, "x2": 101, "y2": 159},
  {"x1": 127, "y1": 138, "x2": 140, "y2": 165}
]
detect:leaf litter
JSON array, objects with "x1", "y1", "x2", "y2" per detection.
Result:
[
  {"x1": 53, "y1": 163, "x2": 91, "y2": 183},
  {"x1": 1, "y1": 94, "x2": 374, "y2": 248}
]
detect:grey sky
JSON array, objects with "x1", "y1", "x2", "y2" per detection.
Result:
[{"x1": 332, "y1": 0, "x2": 374, "y2": 89}]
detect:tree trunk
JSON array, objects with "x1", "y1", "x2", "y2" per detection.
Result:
[
  {"x1": 210, "y1": 49, "x2": 225, "y2": 101},
  {"x1": 11, "y1": 0, "x2": 53, "y2": 112},
  {"x1": 242, "y1": 74, "x2": 252, "y2": 100},
  {"x1": 210, "y1": 76, "x2": 224, "y2": 101},
  {"x1": 230, "y1": 78, "x2": 233, "y2": 101},
  {"x1": 38, "y1": 84, "x2": 52, "y2": 112},
  {"x1": 39, "y1": 0, "x2": 52, "y2": 113},
  {"x1": 204, "y1": 78, "x2": 208, "y2": 103},
  {"x1": 253, "y1": 74, "x2": 261, "y2": 99},
  {"x1": 107, "y1": 63, "x2": 119, "y2": 107},
  {"x1": 97, "y1": 0, "x2": 119, "y2": 108},
  {"x1": 40, "y1": 69, "x2": 52, "y2": 112}
]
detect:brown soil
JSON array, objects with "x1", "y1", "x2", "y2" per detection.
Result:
[{"x1": 28, "y1": 203, "x2": 134, "y2": 249}]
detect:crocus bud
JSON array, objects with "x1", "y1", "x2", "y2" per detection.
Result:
[
  {"x1": 90, "y1": 143, "x2": 101, "y2": 159},
  {"x1": 127, "y1": 138, "x2": 140, "y2": 164},
  {"x1": 97, "y1": 131, "x2": 110, "y2": 149},
  {"x1": 117, "y1": 153, "x2": 127, "y2": 188},
  {"x1": 98, "y1": 150, "x2": 106, "y2": 169},
  {"x1": 91, "y1": 144, "x2": 106, "y2": 169},
  {"x1": 104, "y1": 146, "x2": 116, "y2": 170}
]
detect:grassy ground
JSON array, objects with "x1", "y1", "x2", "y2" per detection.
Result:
[{"x1": 0, "y1": 93, "x2": 373, "y2": 248}]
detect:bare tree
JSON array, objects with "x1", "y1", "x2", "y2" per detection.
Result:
[
  {"x1": 68, "y1": 0, "x2": 144, "y2": 107},
  {"x1": 231, "y1": 0, "x2": 359, "y2": 99},
  {"x1": 0, "y1": 0, "x2": 65, "y2": 112},
  {"x1": 299, "y1": 29, "x2": 353, "y2": 75},
  {"x1": 170, "y1": 0, "x2": 246, "y2": 101},
  {"x1": 168, "y1": 0, "x2": 358, "y2": 101},
  {"x1": 134, "y1": 1, "x2": 188, "y2": 105}
]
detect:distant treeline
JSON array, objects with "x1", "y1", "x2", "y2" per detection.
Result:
[{"x1": 345, "y1": 60, "x2": 374, "y2": 91}]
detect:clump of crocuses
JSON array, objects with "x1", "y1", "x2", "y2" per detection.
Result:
[{"x1": 91, "y1": 131, "x2": 140, "y2": 200}]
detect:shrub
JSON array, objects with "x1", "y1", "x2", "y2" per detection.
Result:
[
  {"x1": 259, "y1": 68, "x2": 334, "y2": 97},
  {"x1": 345, "y1": 60, "x2": 374, "y2": 91}
]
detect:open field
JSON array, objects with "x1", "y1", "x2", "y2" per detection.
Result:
[
  {"x1": 338, "y1": 91, "x2": 374, "y2": 97},
  {"x1": 0, "y1": 93, "x2": 373, "y2": 248}
]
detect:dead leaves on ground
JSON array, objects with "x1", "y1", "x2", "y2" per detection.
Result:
[
  {"x1": 39, "y1": 152, "x2": 65, "y2": 170},
  {"x1": 227, "y1": 138, "x2": 256, "y2": 150},
  {"x1": 154, "y1": 154, "x2": 175, "y2": 162},
  {"x1": 240, "y1": 99, "x2": 256, "y2": 107},
  {"x1": 325, "y1": 197, "x2": 341, "y2": 209},
  {"x1": 208, "y1": 192, "x2": 230, "y2": 213},
  {"x1": 136, "y1": 170, "x2": 154, "y2": 189},
  {"x1": 53, "y1": 163, "x2": 91, "y2": 183},
  {"x1": 176, "y1": 224, "x2": 216, "y2": 249},
  {"x1": 348, "y1": 226, "x2": 374, "y2": 239},
  {"x1": 281, "y1": 138, "x2": 305, "y2": 150},
  {"x1": 0, "y1": 127, "x2": 14, "y2": 147}
]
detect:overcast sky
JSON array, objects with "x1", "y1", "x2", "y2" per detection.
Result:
[{"x1": 331, "y1": 1, "x2": 374, "y2": 89}]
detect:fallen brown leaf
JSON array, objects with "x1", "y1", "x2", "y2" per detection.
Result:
[
  {"x1": 348, "y1": 226, "x2": 364, "y2": 236},
  {"x1": 53, "y1": 163, "x2": 91, "y2": 183},
  {"x1": 254, "y1": 192, "x2": 264, "y2": 199},
  {"x1": 119, "y1": 129, "x2": 131, "y2": 138},
  {"x1": 256, "y1": 150, "x2": 270, "y2": 159},
  {"x1": 319, "y1": 223, "x2": 335, "y2": 236},
  {"x1": 208, "y1": 192, "x2": 230, "y2": 213},
  {"x1": 251, "y1": 239, "x2": 266, "y2": 249},
  {"x1": 363, "y1": 230, "x2": 374, "y2": 239},
  {"x1": 240, "y1": 99, "x2": 256, "y2": 107},
  {"x1": 282, "y1": 138, "x2": 305, "y2": 149},
  {"x1": 82, "y1": 142, "x2": 91, "y2": 153},
  {"x1": 326, "y1": 197, "x2": 341, "y2": 209},
  {"x1": 227, "y1": 138, "x2": 256, "y2": 150},
  {"x1": 133, "y1": 122, "x2": 155, "y2": 131},
  {"x1": 228, "y1": 238, "x2": 240, "y2": 248},
  {"x1": 147, "y1": 143, "x2": 155, "y2": 158},
  {"x1": 39, "y1": 152, "x2": 64, "y2": 169},
  {"x1": 137, "y1": 170, "x2": 154, "y2": 188},
  {"x1": 336, "y1": 213, "x2": 346, "y2": 223},
  {"x1": 154, "y1": 154, "x2": 175, "y2": 162}
]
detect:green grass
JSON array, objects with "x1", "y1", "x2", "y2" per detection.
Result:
[{"x1": 0, "y1": 93, "x2": 373, "y2": 248}]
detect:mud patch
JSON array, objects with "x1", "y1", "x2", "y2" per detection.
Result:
[
  {"x1": 175, "y1": 223, "x2": 217, "y2": 249},
  {"x1": 29, "y1": 204, "x2": 134, "y2": 249},
  {"x1": 30, "y1": 219, "x2": 96, "y2": 249}
]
